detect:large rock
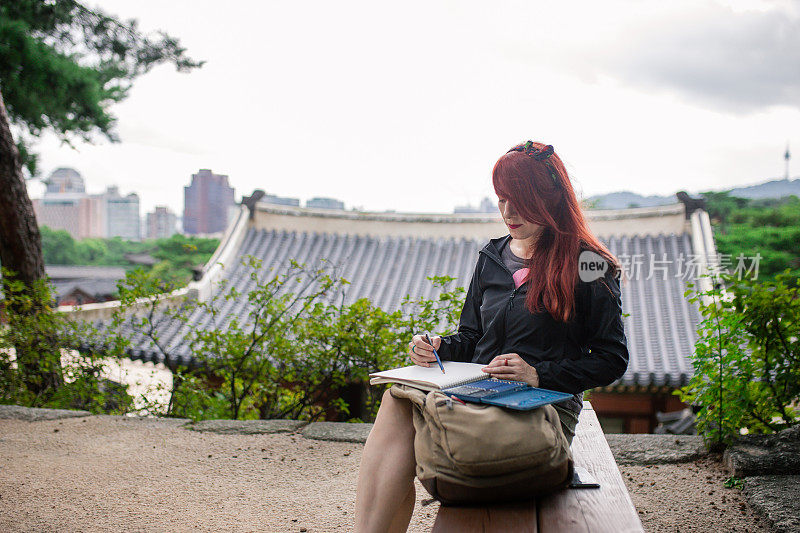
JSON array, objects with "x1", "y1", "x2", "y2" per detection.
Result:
[
  {"x1": 0, "y1": 404, "x2": 91, "y2": 421},
  {"x1": 743, "y1": 475, "x2": 800, "y2": 533},
  {"x1": 302, "y1": 421, "x2": 373, "y2": 443},
  {"x1": 605, "y1": 434, "x2": 707, "y2": 465},
  {"x1": 724, "y1": 425, "x2": 800, "y2": 477},
  {"x1": 186, "y1": 419, "x2": 307, "y2": 435}
]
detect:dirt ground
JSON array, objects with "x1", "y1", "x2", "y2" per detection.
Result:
[
  {"x1": 0, "y1": 415, "x2": 771, "y2": 532},
  {"x1": 619, "y1": 457, "x2": 771, "y2": 533}
]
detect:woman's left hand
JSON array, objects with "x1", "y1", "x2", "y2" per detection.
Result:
[{"x1": 482, "y1": 353, "x2": 540, "y2": 387}]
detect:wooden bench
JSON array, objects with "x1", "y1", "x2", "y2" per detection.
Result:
[{"x1": 431, "y1": 402, "x2": 644, "y2": 532}]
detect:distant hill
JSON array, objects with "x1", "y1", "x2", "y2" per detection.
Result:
[
  {"x1": 727, "y1": 178, "x2": 800, "y2": 200},
  {"x1": 584, "y1": 191, "x2": 675, "y2": 209},
  {"x1": 587, "y1": 177, "x2": 800, "y2": 209}
]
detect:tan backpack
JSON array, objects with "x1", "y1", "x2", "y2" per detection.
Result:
[{"x1": 390, "y1": 384, "x2": 574, "y2": 506}]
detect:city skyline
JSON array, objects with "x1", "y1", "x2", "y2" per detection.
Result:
[
  {"x1": 33, "y1": 162, "x2": 799, "y2": 228},
  {"x1": 31, "y1": 166, "x2": 367, "y2": 241},
  {"x1": 23, "y1": 0, "x2": 800, "y2": 217},
  {"x1": 33, "y1": 167, "x2": 179, "y2": 241}
]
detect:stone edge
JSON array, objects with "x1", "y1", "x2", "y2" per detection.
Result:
[
  {"x1": 0, "y1": 404, "x2": 724, "y2": 453},
  {"x1": 0, "y1": 404, "x2": 374, "y2": 441}
]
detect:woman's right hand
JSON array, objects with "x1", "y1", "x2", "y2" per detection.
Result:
[{"x1": 408, "y1": 335, "x2": 442, "y2": 367}]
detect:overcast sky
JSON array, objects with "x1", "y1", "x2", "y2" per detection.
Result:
[{"x1": 27, "y1": 0, "x2": 800, "y2": 216}]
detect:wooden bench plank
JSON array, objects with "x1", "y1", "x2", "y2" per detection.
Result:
[
  {"x1": 537, "y1": 403, "x2": 644, "y2": 532},
  {"x1": 432, "y1": 502, "x2": 538, "y2": 533}
]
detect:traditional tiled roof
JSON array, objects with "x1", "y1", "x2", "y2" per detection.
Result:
[
  {"x1": 114, "y1": 225, "x2": 703, "y2": 388},
  {"x1": 46, "y1": 265, "x2": 126, "y2": 280},
  {"x1": 54, "y1": 279, "x2": 120, "y2": 302},
  {"x1": 44, "y1": 266, "x2": 125, "y2": 304}
]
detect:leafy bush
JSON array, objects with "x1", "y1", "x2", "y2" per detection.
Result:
[
  {"x1": 0, "y1": 268, "x2": 132, "y2": 413},
  {"x1": 109, "y1": 257, "x2": 466, "y2": 422},
  {"x1": 677, "y1": 270, "x2": 800, "y2": 449}
]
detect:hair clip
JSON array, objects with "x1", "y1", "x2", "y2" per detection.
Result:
[{"x1": 507, "y1": 141, "x2": 560, "y2": 187}]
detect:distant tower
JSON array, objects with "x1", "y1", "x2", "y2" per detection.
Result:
[{"x1": 785, "y1": 143, "x2": 791, "y2": 180}]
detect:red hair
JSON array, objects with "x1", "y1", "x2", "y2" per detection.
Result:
[{"x1": 492, "y1": 141, "x2": 620, "y2": 323}]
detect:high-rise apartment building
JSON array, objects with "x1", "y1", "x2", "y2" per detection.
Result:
[
  {"x1": 33, "y1": 168, "x2": 105, "y2": 239},
  {"x1": 104, "y1": 186, "x2": 141, "y2": 240},
  {"x1": 183, "y1": 169, "x2": 235, "y2": 235},
  {"x1": 33, "y1": 193, "x2": 85, "y2": 238},
  {"x1": 34, "y1": 168, "x2": 142, "y2": 241},
  {"x1": 146, "y1": 206, "x2": 178, "y2": 240}
]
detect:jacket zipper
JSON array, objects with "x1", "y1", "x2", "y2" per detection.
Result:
[
  {"x1": 478, "y1": 239, "x2": 527, "y2": 357},
  {"x1": 479, "y1": 246, "x2": 523, "y2": 309}
]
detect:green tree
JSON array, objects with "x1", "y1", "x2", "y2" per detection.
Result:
[
  {"x1": 0, "y1": 0, "x2": 202, "y2": 399},
  {"x1": 150, "y1": 234, "x2": 221, "y2": 285},
  {"x1": 40, "y1": 226, "x2": 80, "y2": 265},
  {"x1": 38, "y1": 226, "x2": 219, "y2": 288},
  {"x1": 702, "y1": 193, "x2": 800, "y2": 281},
  {"x1": 75, "y1": 238, "x2": 110, "y2": 264},
  {"x1": 700, "y1": 191, "x2": 749, "y2": 228}
]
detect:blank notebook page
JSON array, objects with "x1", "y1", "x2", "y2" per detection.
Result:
[{"x1": 369, "y1": 362, "x2": 486, "y2": 390}]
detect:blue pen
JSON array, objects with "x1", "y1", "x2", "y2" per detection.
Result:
[{"x1": 424, "y1": 333, "x2": 445, "y2": 374}]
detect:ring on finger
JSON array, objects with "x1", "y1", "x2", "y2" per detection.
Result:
[{"x1": 412, "y1": 345, "x2": 417, "y2": 355}]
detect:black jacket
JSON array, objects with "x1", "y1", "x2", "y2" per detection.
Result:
[{"x1": 437, "y1": 235, "x2": 629, "y2": 407}]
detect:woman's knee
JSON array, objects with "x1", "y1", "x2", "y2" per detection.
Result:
[
  {"x1": 381, "y1": 388, "x2": 395, "y2": 403},
  {"x1": 373, "y1": 389, "x2": 414, "y2": 435},
  {"x1": 379, "y1": 388, "x2": 411, "y2": 415}
]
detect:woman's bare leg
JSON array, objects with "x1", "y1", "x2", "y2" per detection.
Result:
[
  {"x1": 355, "y1": 389, "x2": 417, "y2": 533},
  {"x1": 386, "y1": 484, "x2": 416, "y2": 533}
]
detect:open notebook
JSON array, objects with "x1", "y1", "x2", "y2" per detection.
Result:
[
  {"x1": 369, "y1": 362, "x2": 487, "y2": 391},
  {"x1": 369, "y1": 362, "x2": 573, "y2": 411}
]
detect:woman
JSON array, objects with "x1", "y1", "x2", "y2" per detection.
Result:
[{"x1": 355, "y1": 141, "x2": 629, "y2": 532}]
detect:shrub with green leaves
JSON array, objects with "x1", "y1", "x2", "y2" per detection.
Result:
[
  {"x1": 293, "y1": 275, "x2": 466, "y2": 421},
  {"x1": 0, "y1": 268, "x2": 132, "y2": 413},
  {"x1": 677, "y1": 270, "x2": 800, "y2": 449},
  {"x1": 110, "y1": 257, "x2": 466, "y2": 422}
]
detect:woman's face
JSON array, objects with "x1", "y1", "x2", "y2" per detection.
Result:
[{"x1": 498, "y1": 196, "x2": 542, "y2": 242}]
